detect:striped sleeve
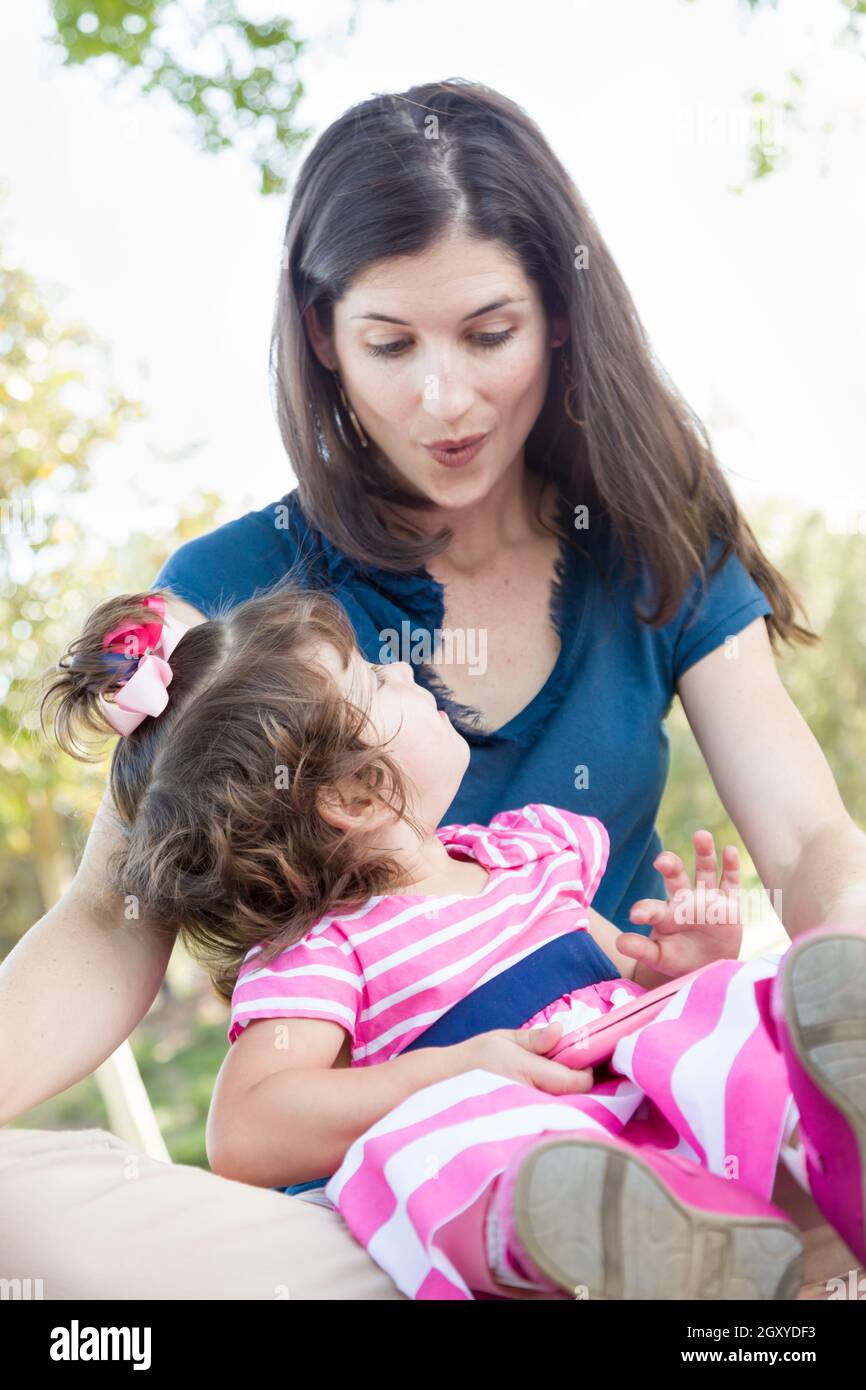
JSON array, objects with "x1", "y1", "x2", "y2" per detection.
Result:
[
  {"x1": 228, "y1": 927, "x2": 365, "y2": 1045},
  {"x1": 514, "y1": 804, "x2": 611, "y2": 906}
]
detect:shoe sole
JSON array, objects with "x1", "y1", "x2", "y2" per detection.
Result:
[
  {"x1": 512, "y1": 1137, "x2": 805, "y2": 1300},
  {"x1": 781, "y1": 930, "x2": 866, "y2": 1255}
]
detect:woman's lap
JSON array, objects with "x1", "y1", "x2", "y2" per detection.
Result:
[{"x1": 0, "y1": 1125, "x2": 408, "y2": 1301}]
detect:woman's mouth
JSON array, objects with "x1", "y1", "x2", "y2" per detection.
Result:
[{"x1": 423, "y1": 433, "x2": 489, "y2": 469}]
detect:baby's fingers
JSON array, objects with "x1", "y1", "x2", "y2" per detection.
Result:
[
  {"x1": 719, "y1": 844, "x2": 741, "y2": 894},
  {"x1": 629, "y1": 898, "x2": 675, "y2": 931},
  {"x1": 693, "y1": 829, "x2": 721, "y2": 892},
  {"x1": 653, "y1": 850, "x2": 690, "y2": 899},
  {"x1": 532, "y1": 1060, "x2": 595, "y2": 1095}
]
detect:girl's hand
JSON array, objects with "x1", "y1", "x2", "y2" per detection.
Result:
[
  {"x1": 616, "y1": 830, "x2": 743, "y2": 979},
  {"x1": 456, "y1": 1022, "x2": 594, "y2": 1094}
]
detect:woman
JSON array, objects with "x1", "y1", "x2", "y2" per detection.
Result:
[{"x1": 1, "y1": 78, "x2": 864, "y2": 1300}]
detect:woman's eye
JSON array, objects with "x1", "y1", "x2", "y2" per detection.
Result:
[
  {"x1": 364, "y1": 329, "x2": 515, "y2": 360},
  {"x1": 366, "y1": 340, "x2": 410, "y2": 359},
  {"x1": 474, "y1": 330, "x2": 515, "y2": 351}
]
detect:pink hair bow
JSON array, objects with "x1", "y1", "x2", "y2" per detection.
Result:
[{"x1": 98, "y1": 594, "x2": 190, "y2": 736}]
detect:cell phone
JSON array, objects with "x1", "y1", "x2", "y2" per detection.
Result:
[{"x1": 547, "y1": 964, "x2": 712, "y2": 1069}]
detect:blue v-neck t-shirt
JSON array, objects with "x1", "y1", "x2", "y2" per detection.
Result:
[{"x1": 153, "y1": 487, "x2": 773, "y2": 938}]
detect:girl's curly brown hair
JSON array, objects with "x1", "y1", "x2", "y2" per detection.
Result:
[{"x1": 41, "y1": 581, "x2": 420, "y2": 1003}]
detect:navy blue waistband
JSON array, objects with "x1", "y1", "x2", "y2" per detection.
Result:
[{"x1": 275, "y1": 929, "x2": 620, "y2": 1196}]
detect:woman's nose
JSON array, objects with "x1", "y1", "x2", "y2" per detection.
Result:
[{"x1": 418, "y1": 359, "x2": 475, "y2": 421}]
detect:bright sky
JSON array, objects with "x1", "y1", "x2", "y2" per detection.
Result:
[{"x1": 1, "y1": 0, "x2": 864, "y2": 546}]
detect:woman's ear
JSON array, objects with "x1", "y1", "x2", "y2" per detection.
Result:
[
  {"x1": 303, "y1": 305, "x2": 337, "y2": 372},
  {"x1": 550, "y1": 311, "x2": 570, "y2": 351}
]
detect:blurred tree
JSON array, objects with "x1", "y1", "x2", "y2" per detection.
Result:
[
  {"x1": 740, "y1": 0, "x2": 866, "y2": 36},
  {"x1": 682, "y1": 0, "x2": 865, "y2": 185},
  {"x1": 659, "y1": 495, "x2": 866, "y2": 942},
  {"x1": 46, "y1": 0, "x2": 316, "y2": 195},
  {"x1": 42, "y1": 2, "x2": 866, "y2": 196},
  {"x1": 0, "y1": 237, "x2": 226, "y2": 1150},
  {"x1": 0, "y1": 239, "x2": 220, "y2": 952}
]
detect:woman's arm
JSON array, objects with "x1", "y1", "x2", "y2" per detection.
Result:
[
  {"x1": 0, "y1": 789, "x2": 178, "y2": 1126},
  {"x1": 677, "y1": 615, "x2": 866, "y2": 937},
  {"x1": 0, "y1": 592, "x2": 206, "y2": 1127}
]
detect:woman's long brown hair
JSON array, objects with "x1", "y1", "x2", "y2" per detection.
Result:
[{"x1": 272, "y1": 77, "x2": 816, "y2": 647}]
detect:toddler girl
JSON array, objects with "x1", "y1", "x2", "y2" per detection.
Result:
[{"x1": 44, "y1": 582, "x2": 866, "y2": 1301}]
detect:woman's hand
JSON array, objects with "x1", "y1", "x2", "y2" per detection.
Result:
[
  {"x1": 616, "y1": 830, "x2": 743, "y2": 979},
  {"x1": 456, "y1": 1021, "x2": 594, "y2": 1094}
]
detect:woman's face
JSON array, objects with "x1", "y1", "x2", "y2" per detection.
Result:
[{"x1": 306, "y1": 231, "x2": 567, "y2": 513}]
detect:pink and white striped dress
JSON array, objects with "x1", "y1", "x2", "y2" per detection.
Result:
[{"x1": 228, "y1": 804, "x2": 794, "y2": 1300}]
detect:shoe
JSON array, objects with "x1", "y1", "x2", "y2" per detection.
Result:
[
  {"x1": 502, "y1": 1130, "x2": 804, "y2": 1300},
  {"x1": 770, "y1": 923, "x2": 866, "y2": 1266}
]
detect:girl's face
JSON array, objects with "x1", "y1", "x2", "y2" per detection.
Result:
[
  {"x1": 313, "y1": 640, "x2": 470, "y2": 828},
  {"x1": 305, "y1": 230, "x2": 567, "y2": 513}
]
